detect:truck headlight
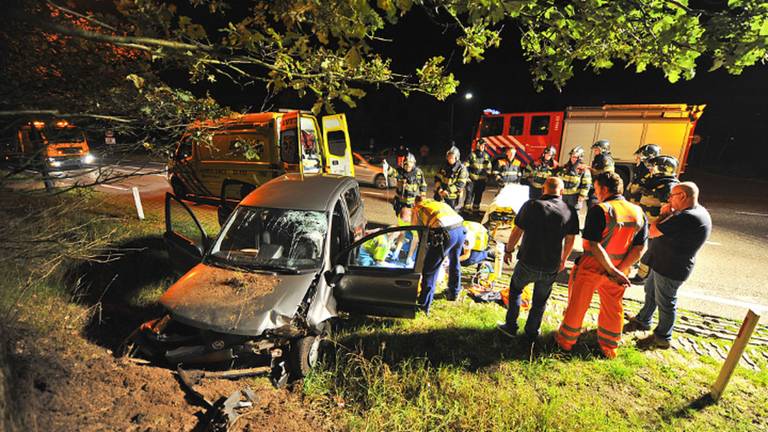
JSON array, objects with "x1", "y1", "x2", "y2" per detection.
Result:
[
  {"x1": 83, "y1": 153, "x2": 96, "y2": 164},
  {"x1": 48, "y1": 158, "x2": 62, "y2": 168}
]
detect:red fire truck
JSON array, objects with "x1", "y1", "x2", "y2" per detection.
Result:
[{"x1": 471, "y1": 104, "x2": 706, "y2": 183}]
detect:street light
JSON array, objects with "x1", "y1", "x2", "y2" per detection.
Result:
[{"x1": 450, "y1": 92, "x2": 474, "y2": 145}]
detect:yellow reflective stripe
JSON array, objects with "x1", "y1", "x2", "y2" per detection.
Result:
[
  {"x1": 598, "y1": 336, "x2": 619, "y2": 348},
  {"x1": 561, "y1": 322, "x2": 581, "y2": 334},
  {"x1": 598, "y1": 326, "x2": 621, "y2": 339},
  {"x1": 558, "y1": 330, "x2": 579, "y2": 341}
]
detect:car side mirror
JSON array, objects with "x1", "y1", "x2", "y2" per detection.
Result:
[{"x1": 324, "y1": 264, "x2": 345, "y2": 285}]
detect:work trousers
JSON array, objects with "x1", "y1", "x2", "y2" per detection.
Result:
[
  {"x1": 556, "y1": 263, "x2": 626, "y2": 358},
  {"x1": 634, "y1": 269, "x2": 684, "y2": 341},
  {"x1": 418, "y1": 226, "x2": 467, "y2": 313},
  {"x1": 464, "y1": 179, "x2": 487, "y2": 210},
  {"x1": 504, "y1": 261, "x2": 559, "y2": 339},
  {"x1": 460, "y1": 249, "x2": 488, "y2": 267}
]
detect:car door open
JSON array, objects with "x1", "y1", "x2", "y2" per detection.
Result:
[
  {"x1": 331, "y1": 226, "x2": 428, "y2": 318},
  {"x1": 164, "y1": 192, "x2": 209, "y2": 274},
  {"x1": 321, "y1": 114, "x2": 354, "y2": 176}
]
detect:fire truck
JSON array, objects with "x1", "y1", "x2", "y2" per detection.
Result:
[{"x1": 471, "y1": 104, "x2": 706, "y2": 184}]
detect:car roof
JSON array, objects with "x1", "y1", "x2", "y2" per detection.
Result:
[{"x1": 239, "y1": 174, "x2": 356, "y2": 212}]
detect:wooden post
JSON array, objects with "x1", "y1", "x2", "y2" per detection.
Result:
[
  {"x1": 710, "y1": 309, "x2": 761, "y2": 401},
  {"x1": 132, "y1": 186, "x2": 145, "y2": 220}
]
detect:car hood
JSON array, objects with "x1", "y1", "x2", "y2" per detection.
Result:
[{"x1": 159, "y1": 263, "x2": 317, "y2": 336}]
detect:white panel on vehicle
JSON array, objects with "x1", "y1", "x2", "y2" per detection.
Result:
[
  {"x1": 560, "y1": 121, "x2": 597, "y2": 166},
  {"x1": 644, "y1": 122, "x2": 690, "y2": 160},
  {"x1": 592, "y1": 122, "x2": 644, "y2": 164}
]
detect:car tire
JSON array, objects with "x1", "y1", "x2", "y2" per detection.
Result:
[
  {"x1": 374, "y1": 174, "x2": 387, "y2": 189},
  {"x1": 288, "y1": 335, "x2": 322, "y2": 379},
  {"x1": 171, "y1": 177, "x2": 188, "y2": 200}
]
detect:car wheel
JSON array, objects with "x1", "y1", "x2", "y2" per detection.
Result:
[
  {"x1": 171, "y1": 177, "x2": 188, "y2": 200},
  {"x1": 374, "y1": 174, "x2": 387, "y2": 189},
  {"x1": 288, "y1": 335, "x2": 322, "y2": 378}
]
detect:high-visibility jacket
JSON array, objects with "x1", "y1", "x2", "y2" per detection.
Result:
[
  {"x1": 591, "y1": 153, "x2": 615, "y2": 175},
  {"x1": 435, "y1": 162, "x2": 469, "y2": 200},
  {"x1": 557, "y1": 162, "x2": 591, "y2": 198},
  {"x1": 639, "y1": 175, "x2": 678, "y2": 223},
  {"x1": 583, "y1": 197, "x2": 645, "y2": 267},
  {"x1": 362, "y1": 235, "x2": 390, "y2": 262},
  {"x1": 627, "y1": 162, "x2": 651, "y2": 204},
  {"x1": 388, "y1": 166, "x2": 427, "y2": 205},
  {"x1": 526, "y1": 159, "x2": 557, "y2": 190},
  {"x1": 493, "y1": 157, "x2": 522, "y2": 185},
  {"x1": 462, "y1": 221, "x2": 489, "y2": 252},
  {"x1": 414, "y1": 199, "x2": 463, "y2": 229},
  {"x1": 466, "y1": 150, "x2": 492, "y2": 181}
]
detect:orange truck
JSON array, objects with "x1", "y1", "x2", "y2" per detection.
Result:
[
  {"x1": 6, "y1": 119, "x2": 94, "y2": 169},
  {"x1": 472, "y1": 104, "x2": 706, "y2": 184}
]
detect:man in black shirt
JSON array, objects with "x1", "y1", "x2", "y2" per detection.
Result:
[
  {"x1": 497, "y1": 177, "x2": 580, "y2": 341},
  {"x1": 625, "y1": 182, "x2": 712, "y2": 350}
]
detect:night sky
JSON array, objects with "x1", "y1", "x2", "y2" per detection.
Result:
[{"x1": 199, "y1": 7, "x2": 768, "y2": 176}]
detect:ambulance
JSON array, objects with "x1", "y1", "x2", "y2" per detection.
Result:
[
  {"x1": 167, "y1": 110, "x2": 354, "y2": 203},
  {"x1": 6, "y1": 119, "x2": 94, "y2": 169},
  {"x1": 471, "y1": 104, "x2": 706, "y2": 184}
]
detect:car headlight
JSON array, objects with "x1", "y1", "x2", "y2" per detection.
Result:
[
  {"x1": 48, "y1": 158, "x2": 62, "y2": 168},
  {"x1": 83, "y1": 153, "x2": 96, "y2": 164}
]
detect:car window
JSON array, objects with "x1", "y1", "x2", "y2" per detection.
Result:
[
  {"x1": 168, "y1": 198, "x2": 205, "y2": 249},
  {"x1": 343, "y1": 186, "x2": 361, "y2": 214},
  {"x1": 348, "y1": 228, "x2": 421, "y2": 270}
]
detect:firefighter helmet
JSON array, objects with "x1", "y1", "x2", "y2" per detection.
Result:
[
  {"x1": 591, "y1": 139, "x2": 610, "y2": 152},
  {"x1": 446, "y1": 145, "x2": 461, "y2": 159},
  {"x1": 404, "y1": 152, "x2": 416, "y2": 167},
  {"x1": 650, "y1": 155, "x2": 678, "y2": 176},
  {"x1": 569, "y1": 146, "x2": 584, "y2": 159},
  {"x1": 634, "y1": 144, "x2": 661, "y2": 161},
  {"x1": 543, "y1": 146, "x2": 556, "y2": 157},
  {"x1": 477, "y1": 138, "x2": 487, "y2": 146}
]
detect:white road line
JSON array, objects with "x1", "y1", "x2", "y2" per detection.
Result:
[
  {"x1": 99, "y1": 184, "x2": 129, "y2": 191},
  {"x1": 362, "y1": 191, "x2": 389, "y2": 197},
  {"x1": 679, "y1": 291, "x2": 767, "y2": 313},
  {"x1": 735, "y1": 211, "x2": 768, "y2": 217}
]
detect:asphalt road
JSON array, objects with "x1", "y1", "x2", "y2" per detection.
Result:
[{"x1": 32, "y1": 162, "x2": 768, "y2": 322}]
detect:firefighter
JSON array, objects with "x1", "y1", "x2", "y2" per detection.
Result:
[
  {"x1": 434, "y1": 146, "x2": 469, "y2": 210},
  {"x1": 388, "y1": 152, "x2": 427, "y2": 221},
  {"x1": 459, "y1": 220, "x2": 490, "y2": 267},
  {"x1": 587, "y1": 139, "x2": 615, "y2": 208},
  {"x1": 525, "y1": 146, "x2": 558, "y2": 200},
  {"x1": 493, "y1": 146, "x2": 523, "y2": 187},
  {"x1": 411, "y1": 197, "x2": 466, "y2": 313},
  {"x1": 631, "y1": 155, "x2": 680, "y2": 284},
  {"x1": 463, "y1": 139, "x2": 493, "y2": 213},
  {"x1": 627, "y1": 144, "x2": 661, "y2": 204},
  {"x1": 556, "y1": 146, "x2": 591, "y2": 210},
  {"x1": 555, "y1": 172, "x2": 647, "y2": 359}
]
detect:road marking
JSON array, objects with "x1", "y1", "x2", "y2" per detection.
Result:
[
  {"x1": 705, "y1": 241, "x2": 722, "y2": 246},
  {"x1": 680, "y1": 291, "x2": 767, "y2": 313},
  {"x1": 736, "y1": 211, "x2": 768, "y2": 217},
  {"x1": 99, "y1": 184, "x2": 129, "y2": 191}
]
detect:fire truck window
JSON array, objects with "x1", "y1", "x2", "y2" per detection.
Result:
[
  {"x1": 327, "y1": 131, "x2": 347, "y2": 156},
  {"x1": 480, "y1": 117, "x2": 504, "y2": 137},
  {"x1": 530, "y1": 115, "x2": 550, "y2": 136},
  {"x1": 508, "y1": 116, "x2": 524, "y2": 136}
]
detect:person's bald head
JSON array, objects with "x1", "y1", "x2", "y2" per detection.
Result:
[
  {"x1": 543, "y1": 176, "x2": 564, "y2": 196},
  {"x1": 671, "y1": 181, "x2": 699, "y2": 209}
]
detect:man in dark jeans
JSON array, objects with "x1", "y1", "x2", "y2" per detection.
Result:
[{"x1": 497, "y1": 177, "x2": 580, "y2": 342}]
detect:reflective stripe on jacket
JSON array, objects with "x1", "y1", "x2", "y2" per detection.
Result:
[
  {"x1": 466, "y1": 150, "x2": 492, "y2": 181},
  {"x1": 435, "y1": 163, "x2": 469, "y2": 200},
  {"x1": 494, "y1": 158, "x2": 522, "y2": 185},
  {"x1": 557, "y1": 163, "x2": 591, "y2": 198},
  {"x1": 639, "y1": 175, "x2": 678, "y2": 222},
  {"x1": 584, "y1": 197, "x2": 645, "y2": 266},
  {"x1": 389, "y1": 166, "x2": 427, "y2": 205},
  {"x1": 415, "y1": 199, "x2": 463, "y2": 229},
  {"x1": 463, "y1": 221, "x2": 489, "y2": 251},
  {"x1": 526, "y1": 160, "x2": 556, "y2": 190}
]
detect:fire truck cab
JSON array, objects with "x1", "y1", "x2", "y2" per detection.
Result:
[
  {"x1": 472, "y1": 104, "x2": 705, "y2": 184},
  {"x1": 167, "y1": 110, "x2": 354, "y2": 204},
  {"x1": 6, "y1": 120, "x2": 94, "y2": 169}
]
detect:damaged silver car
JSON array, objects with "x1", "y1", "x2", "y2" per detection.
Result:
[{"x1": 132, "y1": 174, "x2": 428, "y2": 385}]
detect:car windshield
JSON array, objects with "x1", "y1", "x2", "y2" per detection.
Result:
[{"x1": 207, "y1": 207, "x2": 328, "y2": 272}]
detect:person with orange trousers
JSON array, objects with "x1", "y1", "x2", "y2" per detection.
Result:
[{"x1": 555, "y1": 172, "x2": 648, "y2": 358}]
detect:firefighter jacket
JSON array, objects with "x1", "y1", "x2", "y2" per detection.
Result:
[
  {"x1": 591, "y1": 153, "x2": 615, "y2": 175},
  {"x1": 557, "y1": 162, "x2": 591, "y2": 198},
  {"x1": 583, "y1": 197, "x2": 646, "y2": 267},
  {"x1": 435, "y1": 162, "x2": 469, "y2": 201},
  {"x1": 493, "y1": 157, "x2": 522, "y2": 185},
  {"x1": 639, "y1": 175, "x2": 679, "y2": 223},
  {"x1": 526, "y1": 159, "x2": 557, "y2": 190},
  {"x1": 466, "y1": 150, "x2": 492, "y2": 181},
  {"x1": 463, "y1": 220, "x2": 489, "y2": 252},
  {"x1": 627, "y1": 162, "x2": 651, "y2": 204},
  {"x1": 362, "y1": 234, "x2": 390, "y2": 262},
  {"x1": 414, "y1": 199, "x2": 464, "y2": 229},
  {"x1": 388, "y1": 166, "x2": 427, "y2": 206}
]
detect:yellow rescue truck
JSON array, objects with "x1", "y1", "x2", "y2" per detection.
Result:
[
  {"x1": 167, "y1": 110, "x2": 354, "y2": 202},
  {"x1": 5, "y1": 120, "x2": 94, "y2": 169}
]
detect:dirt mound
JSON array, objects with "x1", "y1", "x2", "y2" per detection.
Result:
[{"x1": 4, "y1": 328, "x2": 328, "y2": 431}]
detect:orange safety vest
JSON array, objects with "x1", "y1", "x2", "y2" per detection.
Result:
[{"x1": 583, "y1": 197, "x2": 645, "y2": 267}]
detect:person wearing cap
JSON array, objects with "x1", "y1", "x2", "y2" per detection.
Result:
[
  {"x1": 411, "y1": 197, "x2": 466, "y2": 313},
  {"x1": 463, "y1": 139, "x2": 493, "y2": 213},
  {"x1": 387, "y1": 152, "x2": 427, "y2": 222},
  {"x1": 493, "y1": 146, "x2": 523, "y2": 188},
  {"x1": 525, "y1": 146, "x2": 558, "y2": 199},
  {"x1": 434, "y1": 146, "x2": 469, "y2": 210},
  {"x1": 556, "y1": 146, "x2": 591, "y2": 210}
]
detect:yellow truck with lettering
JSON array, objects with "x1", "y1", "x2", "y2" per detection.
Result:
[
  {"x1": 4, "y1": 119, "x2": 95, "y2": 169},
  {"x1": 167, "y1": 110, "x2": 354, "y2": 203}
]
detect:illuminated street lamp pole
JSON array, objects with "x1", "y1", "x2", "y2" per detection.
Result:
[{"x1": 450, "y1": 92, "x2": 473, "y2": 146}]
